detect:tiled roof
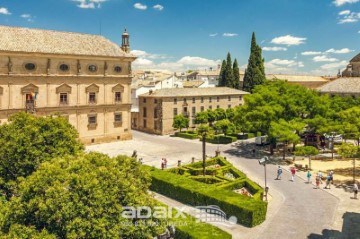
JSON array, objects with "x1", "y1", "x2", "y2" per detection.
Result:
[
  {"x1": 317, "y1": 77, "x2": 360, "y2": 94},
  {"x1": 182, "y1": 80, "x2": 205, "y2": 88},
  {"x1": 140, "y1": 87, "x2": 249, "y2": 97},
  {"x1": 350, "y1": 53, "x2": 360, "y2": 63},
  {"x1": 267, "y1": 74, "x2": 328, "y2": 82},
  {"x1": 0, "y1": 25, "x2": 134, "y2": 58}
]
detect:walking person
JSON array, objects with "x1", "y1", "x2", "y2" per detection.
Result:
[
  {"x1": 329, "y1": 170, "x2": 334, "y2": 184},
  {"x1": 315, "y1": 176, "x2": 320, "y2": 189},
  {"x1": 354, "y1": 182, "x2": 358, "y2": 199},
  {"x1": 161, "y1": 158, "x2": 165, "y2": 170},
  {"x1": 317, "y1": 170, "x2": 323, "y2": 184},
  {"x1": 290, "y1": 167, "x2": 296, "y2": 182},
  {"x1": 276, "y1": 166, "x2": 282, "y2": 180},
  {"x1": 324, "y1": 175, "x2": 331, "y2": 189},
  {"x1": 164, "y1": 158, "x2": 168, "y2": 169},
  {"x1": 306, "y1": 170, "x2": 312, "y2": 184}
]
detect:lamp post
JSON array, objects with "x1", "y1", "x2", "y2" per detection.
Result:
[{"x1": 258, "y1": 156, "x2": 269, "y2": 201}]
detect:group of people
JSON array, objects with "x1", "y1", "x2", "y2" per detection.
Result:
[
  {"x1": 277, "y1": 166, "x2": 334, "y2": 188},
  {"x1": 276, "y1": 166, "x2": 359, "y2": 199},
  {"x1": 161, "y1": 158, "x2": 168, "y2": 170}
]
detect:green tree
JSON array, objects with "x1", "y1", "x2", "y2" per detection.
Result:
[
  {"x1": 218, "y1": 60, "x2": 227, "y2": 87},
  {"x1": 225, "y1": 52, "x2": 234, "y2": 88},
  {"x1": 214, "y1": 108, "x2": 227, "y2": 121},
  {"x1": 0, "y1": 112, "x2": 84, "y2": 195},
  {"x1": 214, "y1": 119, "x2": 235, "y2": 136},
  {"x1": 195, "y1": 111, "x2": 209, "y2": 124},
  {"x1": 0, "y1": 153, "x2": 166, "y2": 238},
  {"x1": 172, "y1": 114, "x2": 189, "y2": 132},
  {"x1": 338, "y1": 143, "x2": 359, "y2": 183},
  {"x1": 269, "y1": 119, "x2": 301, "y2": 160},
  {"x1": 294, "y1": 146, "x2": 319, "y2": 170},
  {"x1": 243, "y1": 32, "x2": 265, "y2": 92},
  {"x1": 206, "y1": 109, "x2": 217, "y2": 126},
  {"x1": 233, "y1": 58, "x2": 240, "y2": 89}
]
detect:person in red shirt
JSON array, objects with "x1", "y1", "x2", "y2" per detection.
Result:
[{"x1": 290, "y1": 167, "x2": 296, "y2": 182}]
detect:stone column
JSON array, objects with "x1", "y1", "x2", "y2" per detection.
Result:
[{"x1": 8, "y1": 83, "x2": 12, "y2": 109}]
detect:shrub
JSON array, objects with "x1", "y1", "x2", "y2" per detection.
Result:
[
  {"x1": 175, "y1": 132, "x2": 199, "y2": 140},
  {"x1": 147, "y1": 167, "x2": 267, "y2": 227},
  {"x1": 206, "y1": 135, "x2": 237, "y2": 144}
]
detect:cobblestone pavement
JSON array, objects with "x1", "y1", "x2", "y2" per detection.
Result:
[{"x1": 86, "y1": 131, "x2": 359, "y2": 239}]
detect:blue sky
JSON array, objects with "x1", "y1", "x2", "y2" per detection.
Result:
[{"x1": 0, "y1": 0, "x2": 359, "y2": 75}]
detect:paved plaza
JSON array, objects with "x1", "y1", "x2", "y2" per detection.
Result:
[{"x1": 87, "y1": 131, "x2": 360, "y2": 239}]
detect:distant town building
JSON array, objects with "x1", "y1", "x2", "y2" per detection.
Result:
[
  {"x1": 0, "y1": 25, "x2": 136, "y2": 144},
  {"x1": 132, "y1": 87, "x2": 249, "y2": 135},
  {"x1": 317, "y1": 77, "x2": 360, "y2": 97},
  {"x1": 266, "y1": 74, "x2": 329, "y2": 89},
  {"x1": 342, "y1": 53, "x2": 360, "y2": 77}
]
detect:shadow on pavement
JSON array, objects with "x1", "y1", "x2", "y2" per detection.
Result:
[
  {"x1": 224, "y1": 141, "x2": 289, "y2": 166},
  {"x1": 308, "y1": 212, "x2": 360, "y2": 239}
]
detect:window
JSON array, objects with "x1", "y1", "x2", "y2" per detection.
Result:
[
  {"x1": 114, "y1": 113, "x2": 122, "y2": 122},
  {"x1": 217, "y1": 105, "x2": 220, "y2": 109},
  {"x1": 143, "y1": 119, "x2": 147, "y2": 128},
  {"x1": 154, "y1": 99, "x2": 158, "y2": 104},
  {"x1": 217, "y1": 96, "x2": 220, "y2": 102},
  {"x1": 143, "y1": 107, "x2": 147, "y2": 117},
  {"x1": 209, "y1": 97, "x2": 212, "y2": 103},
  {"x1": 59, "y1": 64, "x2": 69, "y2": 72},
  {"x1": 88, "y1": 115, "x2": 97, "y2": 125},
  {"x1": 201, "y1": 97, "x2": 204, "y2": 103},
  {"x1": 154, "y1": 108, "x2": 158, "y2": 118},
  {"x1": 183, "y1": 98, "x2": 187, "y2": 103},
  {"x1": 174, "y1": 98, "x2": 177, "y2": 104},
  {"x1": 89, "y1": 92, "x2": 96, "y2": 104},
  {"x1": 143, "y1": 98, "x2": 146, "y2": 103},
  {"x1": 115, "y1": 92, "x2": 122, "y2": 102},
  {"x1": 228, "y1": 96, "x2": 231, "y2": 101},
  {"x1": 114, "y1": 66, "x2": 122, "y2": 73},
  {"x1": 192, "y1": 107, "x2": 196, "y2": 115},
  {"x1": 173, "y1": 108, "x2": 178, "y2": 117},
  {"x1": 88, "y1": 65, "x2": 97, "y2": 72},
  {"x1": 201, "y1": 106, "x2": 204, "y2": 112},
  {"x1": 239, "y1": 96, "x2": 242, "y2": 101},
  {"x1": 192, "y1": 97, "x2": 195, "y2": 103},
  {"x1": 228, "y1": 105, "x2": 231, "y2": 109},
  {"x1": 25, "y1": 63, "x2": 36, "y2": 71},
  {"x1": 209, "y1": 105, "x2": 212, "y2": 109},
  {"x1": 59, "y1": 93, "x2": 68, "y2": 105}
]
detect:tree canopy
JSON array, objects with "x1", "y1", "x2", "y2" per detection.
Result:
[
  {"x1": 172, "y1": 114, "x2": 189, "y2": 132},
  {"x1": 217, "y1": 52, "x2": 240, "y2": 89},
  {"x1": 243, "y1": 32, "x2": 266, "y2": 92},
  {"x1": 0, "y1": 112, "x2": 84, "y2": 195},
  {"x1": 0, "y1": 153, "x2": 166, "y2": 238}
]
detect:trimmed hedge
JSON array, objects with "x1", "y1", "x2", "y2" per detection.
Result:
[
  {"x1": 206, "y1": 135, "x2": 237, "y2": 144},
  {"x1": 175, "y1": 132, "x2": 199, "y2": 140},
  {"x1": 147, "y1": 167, "x2": 267, "y2": 227}
]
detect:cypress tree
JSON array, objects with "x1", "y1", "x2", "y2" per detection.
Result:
[
  {"x1": 218, "y1": 60, "x2": 227, "y2": 86},
  {"x1": 243, "y1": 32, "x2": 266, "y2": 92},
  {"x1": 225, "y1": 52, "x2": 234, "y2": 88},
  {"x1": 233, "y1": 58, "x2": 240, "y2": 89}
]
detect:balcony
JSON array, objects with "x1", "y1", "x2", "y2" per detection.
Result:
[{"x1": 25, "y1": 100, "x2": 36, "y2": 113}]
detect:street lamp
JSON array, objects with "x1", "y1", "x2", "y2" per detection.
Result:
[{"x1": 258, "y1": 156, "x2": 269, "y2": 201}]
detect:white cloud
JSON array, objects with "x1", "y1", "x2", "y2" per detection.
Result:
[
  {"x1": 358, "y1": 30, "x2": 360, "y2": 33},
  {"x1": 178, "y1": 56, "x2": 219, "y2": 66},
  {"x1": 333, "y1": 0, "x2": 359, "y2": 6},
  {"x1": 270, "y1": 35, "x2": 307, "y2": 45},
  {"x1": 325, "y1": 48, "x2": 353, "y2": 54},
  {"x1": 313, "y1": 55, "x2": 339, "y2": 62},
  {"x1": 339, "y1": 10, "x2": 351, "y2": 15},
  {"x1": 153, "y1": 4, "x2": 164, "y2": 11},
  {"x1": 320, "y1": 60, "x2": 347, "y2": 70},
  {"x1": 262, "y1": 46, "x2": 287, "y2": 51},
  {"x1": 301, "y1": 51, "x2": 322, "y2": 56},
  {"x1": 0, "y1": 7, "x2": 11, "y2": 15},
  {"x1": 223, "y1": 33, "x2": 238, "y2": 37},
  {"x1": 209, "y1": 33, "x2": 218, "y2": 37},
  {"x1": 338, "y1": 11, "x2": 360, "y2": 24},
  {"x1": 265, "y1": 59, "x2": 304, "y2": 74},
  {"x1": 131, "y1": 50, "x2": 169, "y2": 60},
  {"x1": 72, "y1": 0, "x2": 107, "y2": 9},
  {"x1": 134, "y1": 3, "x2": 147, "y2": 10},
  {"x1": 133, "y1": 58, "x2": 154, "y2": 67},
  {"x1": 20, "y1": 14, "x2": 35, "y2": 22}
]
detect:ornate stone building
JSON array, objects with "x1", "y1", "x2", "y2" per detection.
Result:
[
  {"x1": 0, "y1": 25, "x2": 136, "y2": 144},
  {"x1": 342, "y1": 53, "x2": 360, "y2": 77}
]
